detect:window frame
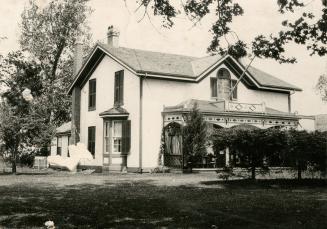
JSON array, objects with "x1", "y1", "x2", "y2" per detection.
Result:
[
  {"x1": 88, "y1": 79, "x2": 96, "y2": 111},
  {"x1": 112, "y1": 120, "x2": 123, "y2": 154},
  {"x1": 216, "y1": 68, "x2": 238, "y2": 101}
]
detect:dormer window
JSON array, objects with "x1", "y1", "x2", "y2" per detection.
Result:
[{"x1": 211, "y1": 68, "x2": 237, "y2": 100}]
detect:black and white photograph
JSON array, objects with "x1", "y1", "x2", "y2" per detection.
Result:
[{"x1": 0, "y1": 0, "x2": 326, "y2": 228}]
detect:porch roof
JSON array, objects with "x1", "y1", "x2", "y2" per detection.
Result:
[
  {"x1": 99, "y1": 107, "x2": 129, "y2": 117},
  {"x1": 56, "y1": 121, "x2": 71, "y2": 136},
  {"x1": 163, "y1": 99, "x2": 298, "y2": 119}
]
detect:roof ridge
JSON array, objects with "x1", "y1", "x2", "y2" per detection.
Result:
[{"x1": 98, "y1": 42, "x2": 199, "y2": 59}]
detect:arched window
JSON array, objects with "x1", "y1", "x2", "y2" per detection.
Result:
[
  {"x1": 217, "y1": 68, "x2": 231, "y2": 80},
  {"x1": 210, "y1": 68, "x2": 237, "y2": 100}
]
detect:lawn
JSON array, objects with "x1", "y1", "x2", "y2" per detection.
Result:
[{"x1": 0, "y1": 173, "x2": 326, "y2": 228}]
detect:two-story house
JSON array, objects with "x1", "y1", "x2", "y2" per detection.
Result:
[{"x1": 65, "y1": 26, "x2": 302, "y2": 172}]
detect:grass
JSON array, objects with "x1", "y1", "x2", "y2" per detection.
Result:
[{"x1": 0, "y1": 173, "x2": 325, "y2": 228}]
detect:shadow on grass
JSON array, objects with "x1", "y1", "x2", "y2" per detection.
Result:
[
  {"x1": 201, "y1": 178, "x2": 326, "y2": 189},
  {"x1": 0, "y1": 172, "x2": 51, "y2": 176},
  {"x1": 0, "y1": 179, "x2": 326, "y2": 229}
]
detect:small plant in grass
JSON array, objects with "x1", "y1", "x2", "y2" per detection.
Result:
[
  {"x1": 217, "y1": 166, "x2": 234, "y2": 181},
  {"x1": 150, "y1": 165, "x2": 170, "y2": 173}
]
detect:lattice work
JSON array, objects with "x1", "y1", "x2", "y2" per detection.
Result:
[{"x1": 164, "y1": 154, "x2": 182, "y2": 169}]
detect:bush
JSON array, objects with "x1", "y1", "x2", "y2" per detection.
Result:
[
  {"x1": 211, "y1": 128, "x2": 327, "y2": 180},
  {"x1": 150, "y1": 166, "x2": 170, "y2": 173},
  {"x1": 182, "y1": 103, "x2": 208, "y2": 169},
  {"x1": 217, "y1": 166, "x2": 235, "y2": 181},
  {"x1": 18, "y1": 152, "x2": 35, "y2": 167}
]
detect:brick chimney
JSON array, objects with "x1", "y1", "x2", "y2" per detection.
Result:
[
  {"x1": 70, "y1": 37, "x2": 83, "y2": 145},
  {"x1": 107, "y1": 25, "x2": 120, "y2": 47},
  {"x1": 73, "y1": 37, "x2": 83, "y2": 75}
]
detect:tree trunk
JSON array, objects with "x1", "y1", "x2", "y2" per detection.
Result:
[
  {"x1": 12, "y1": 152, "x2": 17, "y2": 174},
  {"x1": 251, "y1": 153, "x2": 256, "y2": 180},
  {"x1": 297, "y1": 165, "x2": 302, "y2": 180},
  {"x1": 251, "y1": 165, "x2": 256, "y2": 180}
]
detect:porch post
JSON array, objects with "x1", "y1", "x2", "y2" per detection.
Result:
[{"x1": 225, "y1": 147, "x2": 230, "y2": 167}]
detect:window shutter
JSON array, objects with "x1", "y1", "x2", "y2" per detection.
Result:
[
  {"x1": 114, "y1": 72, "x2": 119, "y2": 106},
  {"x1": 88, "y1": 127, "x2": 91, "y2": 152},
  {"x1": 231, "y1": 79, "x2": 238, "y2": 99},
  {"x1": 119, "y1": 70, "x2": 124, "y2": 106},
  {"x1": 88, "y1": 79, "x2": 96, "y2": 109},
  {"x1": 121, "y1": 120, "x2": 131, "y2": 154},
  {"x1": 210, "y1": 78, "x2": 217, "y2": 98},
  {"x1": 88, "y1": 126, "x2": 96, "y2": 156}
]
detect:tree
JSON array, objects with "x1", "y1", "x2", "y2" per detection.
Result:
[
  {"x1": 262, "y1": 128, "x2": 288, "y2": 167},
  {"x1": 211, "y1": 128, "x2": 235, "y2": 153},
  {"x1": 316, "y1": 74, "x2": 327, "y2": 102},
  {"x1": 286, "y1": 129, "x2": 312, "y2": 180},
  {"x1": 212, "y1": 128, "x2": 289, "y2": 180},
  {"x1": 19, "y1": 0, "x2": 92, "y2": 142},
  {"x1": 0, "y1": 52, "x2": 48, "y2": 173},
  {"x1": 136, "y1": 0, "x2": 327, "y2": 63},
  {"x1": 305, "y1": 131, "x2": 327, "y2": 178},
  {"x1": 182, "y1": 104, "x2": 208, "y2": 170}
]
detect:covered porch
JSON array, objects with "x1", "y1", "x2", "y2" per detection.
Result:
[{"x1": 161, "y1": 99, "x2": 300, "y2": 170}]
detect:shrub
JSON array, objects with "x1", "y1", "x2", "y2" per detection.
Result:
[
  {"x1": 18, "y1": 152, "x2": 35, "y2": 167},
  {"x1": 182, "y1": 103, "x2": 208, "y2": 170}
]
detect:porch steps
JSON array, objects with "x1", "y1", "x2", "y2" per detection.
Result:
[{"x1": 192, "y1": 168, "x2": 221, "y2": 173}]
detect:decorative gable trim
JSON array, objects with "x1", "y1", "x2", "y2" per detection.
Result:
[{"x1": 68, "y1": 44, "x2": 138, "y2": 94}]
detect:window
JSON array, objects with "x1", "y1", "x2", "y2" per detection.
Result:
[
  {"x1": 113, "y1": 121, "x2": 122, "y2": 153},
  {"x1": 210, "y1": 77, "x2": 218, "y2": 98},
  {"x1": 88, "y1": 79, "x2": 96, "y2": 110},
  {"x1": 57, "y1": 137, "x2": 62, "y2": 156},
  {"x1": 88, "y1": 126, "x2": 96, "y2": 157},
  {"x1": 104, "y1": 120, "x2": 130, "y2": 155},
  {"x1": 216, "y1": 68, "x2": 238, "y2": 101},
  {"x1": 104, "y1": 121, "x2": 110, "y2": 153},
  {"x1": 114, "y1": 70, "x2": 124, "y2": 107}
]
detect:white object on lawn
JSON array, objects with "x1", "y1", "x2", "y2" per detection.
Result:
[{"x1": 47, "y1": 143, "x2": 93, "y2": 171}]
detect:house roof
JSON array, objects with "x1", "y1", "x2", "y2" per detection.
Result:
[
  {"x1": 163, "y1": 99, "x2": 299, "y2": 119},
  {"x1": 68, "y1": 42, "x2": 301, "y2": 93},
  {"x1": 246, "y1": 66, "x2": 301, "y2": 91},
  {"x1": 56, "y1": 121, "x2": 71, "y2": 135},
  {"x1": 98, "y1": 43, "x2": 197, "y2": 77}
]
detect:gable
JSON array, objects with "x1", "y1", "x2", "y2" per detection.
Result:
[{"x1": 68, "y1": 43, "x2": 301, "y2": 94}]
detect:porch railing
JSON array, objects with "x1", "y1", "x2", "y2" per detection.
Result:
[{"x1": 212, "y1": 100, "x2": 266, "y2": 113}]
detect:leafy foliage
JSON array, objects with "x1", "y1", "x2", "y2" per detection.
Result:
[
  {"x1": 0, "y1": 52, "x2": 53, "y2": 172},
  {"x1": 316, "y1": 74, "x2": 327, "y2": 102},
  {"x1": 0, "y1": 0, "x2": 92, "y2": 173},
  {"x1": 211, "y1": 128, "x2": 326, "y2": 180},
  {"x1": 182, "y1": 104, "x2": 208, "y2": 168},
  {"x1": 20, "y1": 0, "x2": 92, "y2": 126},
  {"x1": 137, "y1": 0, "x2": 327, "y2": 62},
  {"x1": 287, "y1": 129, "x2": 327, "y2": 179}
]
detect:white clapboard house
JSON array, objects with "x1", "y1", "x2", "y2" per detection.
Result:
[{"x1": 52, "y1": 26, "x2": 304, "y2": 172}]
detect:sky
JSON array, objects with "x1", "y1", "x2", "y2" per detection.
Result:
[{"x1": 0, "y1": 0, "x2": 326, "y2": 116}]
